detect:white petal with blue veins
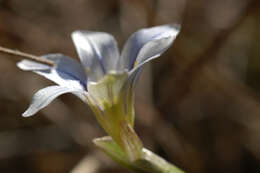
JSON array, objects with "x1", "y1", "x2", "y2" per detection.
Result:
[
  {"x1": 118, "y1": 24, "x2": 180, "y2": 71},
  {"x1": 22, "y1": 85, "x2": 85, "y2": 117},
  {"x1": 72, "y1": 31, "x2": 120, "y2": 82},
  {"x1": 17, "y1": 54, "x2": 87, "y2": 90}
]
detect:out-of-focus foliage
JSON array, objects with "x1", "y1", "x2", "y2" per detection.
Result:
[{"x1": 0, "y1": 0, "x2": 259, "y2": 172}]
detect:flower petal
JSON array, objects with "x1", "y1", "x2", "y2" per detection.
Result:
[
  {"x1": 22, "y1": 85, "x2": 85, "y2": 117},
  {"x1": 129, "y1": 36, "x2": 175, "y2": 74},
  {"x1": 17, "y1": 60, "x2": 50, "y2": 71},
  {"x1": 71, "y1": 31, "x2": 120, "y2": 81},
  {"x1": 118, "y1": 24, "x2": 180, "y2": 71},
  {"x1": 17, "y1": 54, "x2": 87, "y2": 90}
]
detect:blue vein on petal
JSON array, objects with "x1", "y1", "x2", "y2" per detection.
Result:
[
  {"x1": 86, "y1": 34, "x2": 106, "y2": 74},
  {"x1": 41, "y1": 69, "x2": 87, "y2": 90},
  {"x1": 57, "y1": 70, "x2": 87, "y2": 89}
]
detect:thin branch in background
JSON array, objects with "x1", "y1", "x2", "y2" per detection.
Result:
[
  {"x1": 0, "y1": 46, "x2": 55, "y2": 66},
  {"x1": 144, "y1": 0, "x2": 158, "y2": 26},
  {"x1": 170, "y1": 0, "x2": 258, "y2": 104}
]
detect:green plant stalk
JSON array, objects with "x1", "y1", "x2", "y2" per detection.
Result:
[
  {"x1": 94, "y1": 136, "x2": 185, "y2": 173},
  {"x1": 87, "y1": 73, "x2": 143, "y2": 161},
  {"x1": 137, "y1": 148, "x2": 185, "y2": 173},
  {"x1": 89, "y1": 73, "x2": 185, "y2": 173}
]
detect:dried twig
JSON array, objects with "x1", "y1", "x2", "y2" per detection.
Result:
[{"x1": 0, "y1": 46, "x2": 55, "y2": 66}]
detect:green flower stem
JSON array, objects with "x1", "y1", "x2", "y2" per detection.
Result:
[
  {"x1": 94, "y1": 136, "x2": 185, "y2": 173},
  {"x1": 136, "y1": 148, "x2": 185, "y2": 173},
  {"x1": 88, "y1": 73, "x2": 184, "y2": 173}
]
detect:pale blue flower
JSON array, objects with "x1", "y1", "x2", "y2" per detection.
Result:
[
  {"x1": 17, "y1": 24, "x2": 180, "y2": 118},
  {"x1": 17, "y1": 24, "x2": 180, "y2": 160}
]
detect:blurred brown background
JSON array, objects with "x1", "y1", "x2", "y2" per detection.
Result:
[{"x1": 0, "y1": 0, "x2": 260, "y2": 172}]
